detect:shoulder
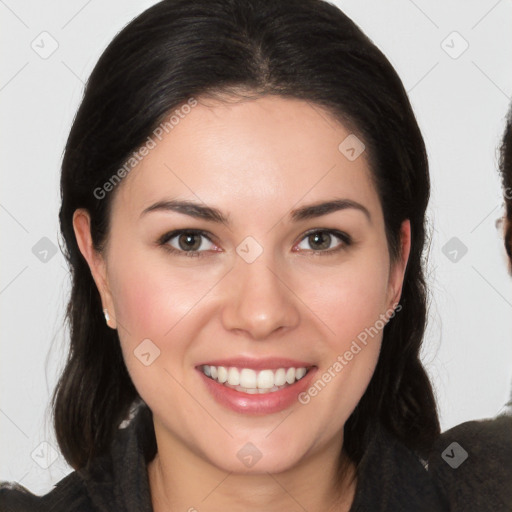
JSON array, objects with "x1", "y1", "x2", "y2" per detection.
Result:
[
  {"x1": 428, "y1": 414, "x2": 512, "y2": 512},
  {"x1": 0, "y1": 401, "x2": 155, "y2": 512},
  {"x1": 0, "y1": 471, "x2": 92, "y2": 512},
  {"x1": 351, "y1": 423, "x2": 448, "y2": 511}
]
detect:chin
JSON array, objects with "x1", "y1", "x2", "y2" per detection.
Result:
[{"x1": 210, "y1": 450, "x2": 304, "y2": 475}]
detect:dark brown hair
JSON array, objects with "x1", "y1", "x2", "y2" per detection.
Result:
[
  {"x1": 499, "y1": 105, "x2": 512, "y2": 260},
  {"x1": 54, "y1": 0, "x2": 439, "y2": 471}
]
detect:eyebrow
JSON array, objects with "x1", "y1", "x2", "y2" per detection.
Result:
[
  {"x1": 140, "y1": 198, "x2": 371, "y2": 224},
  {"x1": 290, "y1": 198, "x2": 371, "y2": 222},
  {"x1": 141, "y1": 200, "x2": 228, "y2": 223}
]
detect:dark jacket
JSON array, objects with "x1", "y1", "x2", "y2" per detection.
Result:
[
  {"x1": 1, "y1": 403, "x2": 511, "y2": 511},
  {"x1": 428, "y1": 414, "x2": 512, "y2": 511}
]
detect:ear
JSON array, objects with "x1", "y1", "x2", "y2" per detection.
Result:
[
  {"x1": 387, "y1": 219, "x2": 411, "y2": 308},
  {"x1": 73, "y1": 209, "x2": 117, "y2": 329}
]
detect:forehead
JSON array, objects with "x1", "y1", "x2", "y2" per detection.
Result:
[{"x1": 113, "y1": 95, "x2": 379, "y2": 221}]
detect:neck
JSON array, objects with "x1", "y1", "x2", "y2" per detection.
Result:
[{"x1": 147, "y1": 422, "x2": 357, "y2": 512}]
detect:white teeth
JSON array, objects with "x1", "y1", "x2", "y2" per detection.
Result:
[
  {"x1": 227, "y1": 367, "x2": 240, "y2": 386},
  {"x1": 223, "y1": 382, "x2": 288, "y2": 393},
  {"x1": 239, "y1": 368, "x2": 257, "y2": 388},
  {"x1": 295, "y1": 367, "x2": 307, "y2": 380},
  {"x1": 285, "y1": 367, "x2": 296, "y2": 384},
  {"x1": 257, "y1": 369, "x2": 275, "y2": 389},
  {"x1": 274, "y1": 368, "x2": 286, "y2": 386},
  {"x1": 217, "y1": 366, "x2": 228, "y2": 383},
  {"x1": 201, "y1": 365, "x2": 310, "y2": 392}
]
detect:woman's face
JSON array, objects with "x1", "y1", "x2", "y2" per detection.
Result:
[{"x1": 76, "y1": 95, "x2": 409, "y2": 474}]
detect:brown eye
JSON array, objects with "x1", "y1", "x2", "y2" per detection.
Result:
[
  {"x1": 295, "y1": 229, "x2": 351, "y2": 253},
  {"x1": 177, "y1": 233, "x2": 203, "y2": 251},
  {"x1": 160, "y1": 230, "x2": 217, "y2": 255},
  {"x1": 307, "y1": 231, "x2": 332, "y2": 250}
]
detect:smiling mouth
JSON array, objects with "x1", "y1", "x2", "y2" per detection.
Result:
[{"x1": 199, "y1": 364, "x2": 312, "y2": 394}]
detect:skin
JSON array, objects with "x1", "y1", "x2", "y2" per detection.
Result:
[
  {"x1": 74, "y1": 95, "x2": 411, "y2": 512},
  {"x1": 503, "y1": 216, "x2": 512, "y2": 273}
]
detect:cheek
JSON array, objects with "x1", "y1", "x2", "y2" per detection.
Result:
[
  {"x1": 292, "y1": 251, "x2": 390, "y2": 415},
  {"x1": 106, "y1": 245, "x2": 226, "y2": 396},
  {"x1": 303, "y1": 253, "x2": 391, "y2": 350},
  {"x1": 298, "y1": 252, "x2": 392, "y2": 418},
  {"x1": 108, "y1": 248, "x2": 217, "y2": 340},
  {"x1": 107, "y1": 251, "x2": 207, "y2": 402}
]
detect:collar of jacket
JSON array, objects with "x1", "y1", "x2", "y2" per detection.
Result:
[{"x1": 76, "y1": 402, "x2": 446, "y2": 512}]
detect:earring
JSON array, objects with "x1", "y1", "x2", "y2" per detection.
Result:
[{"x1": 103, "y1": 308, "x2": 110, "y2": 324}]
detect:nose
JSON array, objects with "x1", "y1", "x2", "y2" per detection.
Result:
[{"x1": 221, "y1": 255, "x2": 301, "y2": 340}]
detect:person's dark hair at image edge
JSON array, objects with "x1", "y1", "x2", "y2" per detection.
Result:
[
  {"x1": 499, "y1": 104, "x2": 512, "y2": 261},
  {"x1": 51, "y1": 0, "x2": 439, "y2": 474},
  {"x1": 423, "y1": 104, "x2": 512, "y2": 511}
]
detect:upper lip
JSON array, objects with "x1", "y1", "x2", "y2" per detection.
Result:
[{"x1": 196, "y1": 357, "x2": 315, "y2": 371}]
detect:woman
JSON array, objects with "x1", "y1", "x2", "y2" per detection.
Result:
[{"x1": 1, "y1": 0, "x2": 449, "y2": 510}]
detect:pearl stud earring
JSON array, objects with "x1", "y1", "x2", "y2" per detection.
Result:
[{"x1": 103, "y1": 308, "x2": 110, "y2": 324}]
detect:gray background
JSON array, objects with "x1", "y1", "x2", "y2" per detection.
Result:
[{"x1": 1, "y1": 0, "x2": 511, "y2": 494}]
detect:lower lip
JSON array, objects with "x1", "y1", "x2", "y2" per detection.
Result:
[{"x1": 197, "y1": 367, "x2": 317, "y2": 415}]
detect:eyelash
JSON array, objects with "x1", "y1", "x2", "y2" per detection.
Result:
[{"x1": 157, "y1": 228, "x2": 352, "y2": 258}]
